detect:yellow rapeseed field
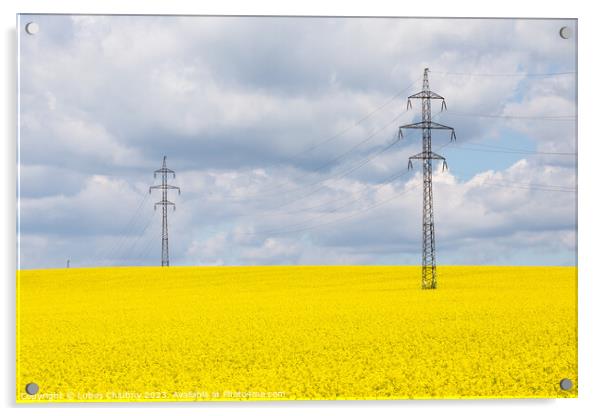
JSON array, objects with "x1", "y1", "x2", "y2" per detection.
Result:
[{"x1": 17, "y1": 265, "x2": 577, "y2": 402}]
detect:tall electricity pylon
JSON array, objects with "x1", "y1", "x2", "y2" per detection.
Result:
[
  {"x1": 149, "y1": 156, "x2": 180, "y2": 267},
  {"x1": 398, "y1": 68, "x2": 456, "y2": 289}
]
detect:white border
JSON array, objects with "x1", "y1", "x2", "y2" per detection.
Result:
[{"x1": 3, "y1": 1, "x2": 600, "y2": 415}]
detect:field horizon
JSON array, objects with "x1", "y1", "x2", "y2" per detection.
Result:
[
  {"x1": 17, "y1": 265, "x2": 578, "y2": 402},
  {"x1": 17, "y1": 264, "x2": 578, "y2": 271}
]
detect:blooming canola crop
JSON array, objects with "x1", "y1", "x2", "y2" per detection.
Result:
[{"x1": 17, "y1": 265, "x2": 577, "y2": 401}]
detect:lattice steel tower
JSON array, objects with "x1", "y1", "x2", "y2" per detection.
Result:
[
  {"x1": 149, "y1": 156, "x2": 180, "y2": 266},
  {"x1": 399, "y1": 68, "x2": 456, "y2": 289}
]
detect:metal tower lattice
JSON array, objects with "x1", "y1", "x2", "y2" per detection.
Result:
[
  {"x1": 149, "y1": 156, "x2": 180, "y2": 266},
  {"x1": 398, "y1": 68, "x2": 456, "y2": 289}
]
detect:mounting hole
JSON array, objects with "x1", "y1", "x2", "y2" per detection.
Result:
[
  {"x1": 25, "y1": 382, "x2": 39, "y2": 395},
  {"x1": 25, "y1": 22, "x2": 39, "y2": 35},
  {"x1": 559, "y1": 26, "x2": 572, "y2": 39},
  {"x1": 559, "y1": 378, "x2": 573, "y2": 391}
]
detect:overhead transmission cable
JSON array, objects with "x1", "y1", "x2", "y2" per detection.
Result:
[
  {"x1": 247, "y1": 170, "x2": 575, "y2": 238},
  {"x1": 250, "y1": 128, "x2": 412, "y2": 214},
  {"x1": 448, "y1": 145, "x2": 576, "y2": 156},
  {"x1": 246, "y1": 182, "x2": 423, "y2": 237},
  {"x1": 120, "y1": 209, "x2": 157, "y2": 263},
  {"x1": 288, "y1": 77, "x2": 422, "y2": 159},
  {"x1": 265, "y1": 168, "x2": 414, "y2": 217},
  {"x1": 245, "y1": 133, "x2": 453, "y2": 235},
  {"x1": 257, "y1": 112, "x2": 414, "y2": 202},
  {"x1": 235, "y1": 115, "x2": 442, "y2": 221},
  {"x1": 445, "y1": 111, "x2": 575, "y2": 121},
  {"x1": 474, "y1": 182, "x2": 576, "y2": 193},
  {"x1": 430, "y1": 70, "x2": 576, "y2": 77},
  {"x1": 226, "y1": 79, "x2": 422, "y2": 202},
  {"x1": 226, "y1": 112, "x2": 420, "y2": 212},
  {"x1": 94, "y1": 190, "x2": 150, "y2": 265},
  {"x1": 135, "y1": 217, "x2": 161, "y2": 265},
  {"x1": 247, "y1": 160, "x2": 574, "y2": 239},
  {"x1": 451, "y1": 170, "x2": 576, "y2": 193}
]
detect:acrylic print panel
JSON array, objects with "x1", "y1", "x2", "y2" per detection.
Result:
[{"x1": 16, "y1": 15, "x2": 577, "y2": 402}]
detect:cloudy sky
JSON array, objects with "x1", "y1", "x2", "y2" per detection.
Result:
[{"x1": 17, "y1": 15, "x2": 577, "y2": 269}]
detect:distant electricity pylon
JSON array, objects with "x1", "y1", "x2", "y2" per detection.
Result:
[
  {"x1": 149, "y1": 156, "x2": 180, "y2": 267},
  {"x1": 399, "y1": 68, "x2": 456, "y2": 289}
]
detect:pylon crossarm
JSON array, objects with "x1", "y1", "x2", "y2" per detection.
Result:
[
  {"x1": 155, "y1": 200, "x2": 175, "y2": 207},
  {"x1": 150, "y1": 184, "x2": 180, "y2": 191},
  {"x1": 399, "y1": 121, "x2": 455, "y2": 130},
  {"x1": 154, "y1": 168, "x2": 176, "y2": 178},
  {"x1": 408, "y1": 90, "x2": 445, "y2": 100},
  {"x1": 409, "y1": 151, "x2": 446, "y2": 161}
]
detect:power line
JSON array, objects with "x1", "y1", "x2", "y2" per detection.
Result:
[
  {"x1": 236, "y1": 127, "x2": 445, "y2": 227},
  {"x1": 252, "y1": 130, "x2": 452, "y2": 219},
  {"x1": 467, "y1": 180, "x2": 576, "y2": 193},
  {"x1": 134, "y1": 218, "x2": 160, "y2": 265},
  {"x1": 228, "y1": 119, "x2": 422, "y2": 220},
  {"x1": 458, "y1": 141, "x2": 575, "y2": 154},
  {"x1": 246, "y1": 182, "x2": 422, "y2": 237},
  {"x1": 449, "y1": 145, "x2": 576, "y2": 156},
  {"x1": 288, "y1": 77, "x2": 422, "y2": 159},
  {"x1": 120, "y1": 209, "x2": 157, "y2": 262},
  {"x1": 218, "y1": 80, "x2": 421, "y2": 204},
  {"x1": 238, "y1": 137, "x2": 453, "y2": 236},
  {"x1": 237, "y1": 160, "x2": 574, "y2": 242},
  {"x1": 480, "y1": 178, "x2": 575, "y2": 191},
  {"x1": 269, "y1": 169, "x2": 413, "y2": 217},
  {"x1": 445, "y1": 111, "x2": 575, "y2": 121},
  {"x1": 234, "y1": 78, "x2": 421, "y2": 200},
  {"x1": 250, "y1": 169, "x2": 413, "y2": 229},
  {"x1": 431, "y1": 70, "x2": 576, "y2": 77},
  {"x1": 251, "y1": 129, "x2": 407, "y2": 213},
  {"x1": 453, "y1": 171, "x2": 576, "y2": 192},
  {"x1": 244, "y1": 167, "x2": 575, "y2": 240},
  {"x1": 230, "y1": 111, "x2": 440, "y2": 215},
  {"x1": 95, "y1": 190, "x2": 151, "y2": 265},
  {"x1": 233, "y1": 109, "x2": 414, "y2": 203}
]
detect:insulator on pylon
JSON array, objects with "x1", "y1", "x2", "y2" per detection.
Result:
[
  {"x1": 407, "y1": 99, "x2": 412, "y2": 110},
  {"x1": 408, "y1": 159, "x2": 413, "y2": 170},
  {"x1": 441, "y1": 100, "x2": 447, "y2": 112},
  {"x1": 398, "y1": 127, "x2": 403, "y2": 139},
  {"x1": 442, "y1": 160, "x2": 448, "y2": 171},
  {"x1": 451, "y1": 130, "x2": 457, "y2": 142}
]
